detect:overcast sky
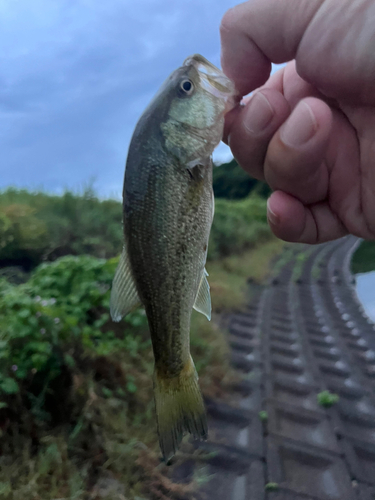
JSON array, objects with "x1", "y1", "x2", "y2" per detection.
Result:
[{"x1": 0, "y1": 0, "x2": 280, "y2": 198}]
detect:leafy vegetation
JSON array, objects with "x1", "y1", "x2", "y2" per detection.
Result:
[
  {"x1": 0, "y1": 186, "x2": 270, "y2": 271},
  {"x1": 0, "y1": 253, "x2": 239, "y2": 498},
  {"x1": 208, "y1": 195, "x2": 270, "y2": 260},
  {"x1": 207, "y1": 239, "x2": 283, "y2": 312},
  {"x1": 0, "y1": 255, "x2": 135, "y2": 403},
  {"x1": 0, "y1": 187, "x2": 123, "y2": 269},
  {"x1": 213, "y1": 158, "x2": 271, "y2": 200},
  {"x1": 291, "y1": 247, "x2": 317, "y2": 282},
  {"x1": 258, "y1": 411, "x2": 268, "y2": 422},
  {"x1": 0, "y1": 185, "x2": 282, "y2": 498},
  {"x1": 265, "y1": 482, "x2": 279, "y2": 492},
  {"x1": 351, "y1": 241, "x2": 375, "y2": 274},
  {"x1": 317, "y1": 390, "x2": 339, "y2": 408}
]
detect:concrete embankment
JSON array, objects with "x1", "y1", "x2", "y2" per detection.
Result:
[{"x1": 197, "y1": 236, "x2": 375, "y2": 500}]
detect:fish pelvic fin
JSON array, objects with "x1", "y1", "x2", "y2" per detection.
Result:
[{"x1": 154, "y1": 355, "x2": 207, "y2": 462}]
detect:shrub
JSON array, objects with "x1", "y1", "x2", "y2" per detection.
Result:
[
  {"x1": 0, "y1": 187, "x2": 123, "y2": 268},
  {"x1": 0, "y1": 204, "x2": 48, "y2": 266},
  {"x1": 208, "y1": 195, "x2": 270, "y2": 259},
  {"x1": 0, "y1": 255, "x2": 148, "y2": 418},
  {"x1": 213, "y1": 159, "x2": 271, "y2": 199},
  {"x1": 0, "y1": 188, "x2": 271, "y2": 268}
]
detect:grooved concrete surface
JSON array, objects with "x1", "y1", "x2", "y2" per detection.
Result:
[{"x1": 199, "y1": 236, "x2": 375, "y2": 500}]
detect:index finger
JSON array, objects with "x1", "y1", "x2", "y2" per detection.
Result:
[{"x1": 220, "y1": 0, "x2": 323, "y2": 96}]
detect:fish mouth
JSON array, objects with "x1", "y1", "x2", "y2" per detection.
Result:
[{"x1": 183, "y1": 54, "x2": 237, "y2": 110}]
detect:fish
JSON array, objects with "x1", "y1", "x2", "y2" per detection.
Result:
[{"x1": 110, "y1": 54, "x2": 235, "y2": 461}]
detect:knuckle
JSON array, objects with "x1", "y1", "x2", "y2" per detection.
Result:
[
  {"x1": 266, "y1": 139, "x2": 315, "y2": 183},
  {"x1": 266, "y1": 145, "x2": 297, "y2": 180}
]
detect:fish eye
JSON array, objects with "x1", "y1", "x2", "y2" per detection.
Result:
[{"x1": 180, "y1": 79, "x2": 194, "y2": 95}]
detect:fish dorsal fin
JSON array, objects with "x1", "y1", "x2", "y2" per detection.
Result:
[
  {"x1": 193, "y1": 268, "x2": 211, "y2": 321},
  {"x1": 110, "y1": 245, "x2": 141, "y2": 322}
]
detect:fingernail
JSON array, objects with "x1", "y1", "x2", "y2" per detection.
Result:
[
  {"x1": 267, "y1": 199, "x2": 279, "y2": 226},
  {"x1": 244, "y1": 92, "x2": 274, "y2": 134},
  {"x1": 281, "y1": 101, "x2": 317, "y2": 147}
]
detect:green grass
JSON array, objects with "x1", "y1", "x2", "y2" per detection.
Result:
[
  {"x1": 265, "y1": 482, "x2": 279, "y2": 491},
  {"x1": 258, "y1": 411, "x2": 268, "y2": 422},
  {"x1": 272, "y1": 246, "x2": 295, "y2": 276},
  {"x1": 291, "y1": 246, "x2": 315, "y2": 282},
  {"x1": 311, "y1": 265, "x2": 321, "y2": 280},
  {"x1": 206, "y1": 238, "x2": 285, "y2": 312},
  {"x1": 317, "y1": 390, "x2": 339, "y2": 408},
  {"x1": 292, "y1": 251, "x2": 308, "y2": 281}
]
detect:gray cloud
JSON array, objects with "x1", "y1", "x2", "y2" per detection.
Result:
[{"x1": 0, "y1": 0, "x2": 259, "y2": 197}]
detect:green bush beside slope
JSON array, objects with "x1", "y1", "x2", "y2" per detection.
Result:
[
  {"x1": 0, "y1": 186, "x2": 275, "y2": 499},
  {"x1": 0, "y1": 187, "x2": 270, "y2": 268}
]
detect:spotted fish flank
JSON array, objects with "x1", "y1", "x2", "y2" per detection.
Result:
[{"x1": 110, "y1": 54, "x2": 235, "y2": 461}]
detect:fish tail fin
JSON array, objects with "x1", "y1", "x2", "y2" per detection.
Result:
[{"x1": 153, "y1": 355, "x2": 208, "y2": 462}]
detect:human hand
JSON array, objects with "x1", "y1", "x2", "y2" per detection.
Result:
[{"x1": 220, "y1": 0, "x2": 375, "y2": 243}]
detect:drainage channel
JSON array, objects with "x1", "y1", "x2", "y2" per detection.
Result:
[{"x1": 197, "y1": 236, "x2": 375, "y2": 500}]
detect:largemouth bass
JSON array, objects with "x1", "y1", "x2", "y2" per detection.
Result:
[{"x1": 110, "y1": 54, "x2": 235, "y2": 461}]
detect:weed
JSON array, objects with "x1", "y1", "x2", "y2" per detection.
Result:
[
  {"x1": 207, "y1": 238, "x2": 284, "y2": 312},
  {"x1": 265, "y1": 482, "x2": 279, "y2": 491},
  {"x1": 259, "y1": 411, "x2": 268, "y2": 422},
  {"x1": 317, "y1": 390, "x2": 339, "y2": 407},
  {"x1": 311, "y1": 266, "x2": 321, "y2": 280},
  {"x1": 292, "y1": 247, "x2": 315, "y2": 282}
]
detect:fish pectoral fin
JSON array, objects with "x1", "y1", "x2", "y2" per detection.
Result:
[
  {"x1": 186, "y1": 158, "x2": 203, "y2": 169},
  {"x1": 193, "y1": 268, "x2": 211, "y2": 321},
  {"x1": 110, "y1": 245, "x2": 141, "y2": 322}
]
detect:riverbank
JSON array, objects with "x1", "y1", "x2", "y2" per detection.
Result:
[{"x1": 196, "y1": 235, "x2": 375, "y2": 500}]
